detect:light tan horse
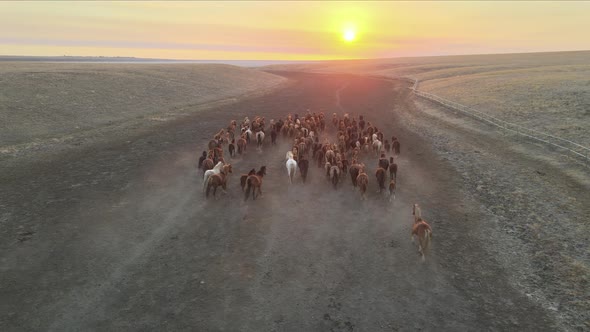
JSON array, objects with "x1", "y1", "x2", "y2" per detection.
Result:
[{"x1": 411, "y1": 204, "x2": 432, "y2": 261}]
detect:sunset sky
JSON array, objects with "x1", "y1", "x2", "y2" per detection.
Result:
[{"x1": 1, "y1": 1, "x2": 589, "y2": 60}]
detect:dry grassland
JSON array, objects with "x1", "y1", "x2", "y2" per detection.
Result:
[{"x1": 0, "y1": 63, "x2": 286, "y2": 150}]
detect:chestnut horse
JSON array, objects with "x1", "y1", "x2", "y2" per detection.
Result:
[
  {"x1": 240, "y1": 168, "x2": 256, "y2": 192},
  {"x1": 357, "y1": 171, "x2": 369, "y2": 200},
  {"x1": 206, "y1": 164, "x2": 233, "y2": 199},
  {"x1": 412, "y1": 215, "x2": 432, "y2": 262},
  {"x1": 203, "y1": 161, "x2": 224, "y2": 192},
  {"x1": 244, "y1": 166, "x2": 267, "y2": 201},
  {"x1": 237, "y1": 137, "x2": 247, "y2": 155},
  {"x1": 375, "y1": 167, "x2": 387, "y2": 193}
]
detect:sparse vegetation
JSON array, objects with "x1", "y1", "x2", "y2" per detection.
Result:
[{"x1": 0, "y1": 63, "x2": 286, "y2": 149}]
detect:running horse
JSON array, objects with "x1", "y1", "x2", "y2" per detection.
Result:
[
  {"x1": 298, "y1": 156, "x2": 309, "y2": 183},
  {"x1": 286, "y1": 151, "x2": 297, "y2": 184},
  {"x1": 203, "y1": 161, "x2": 224, "y2": 192},
  {"x1": 411, "y1": 203, "x2": 432, "y2": 262},
  {"x1": 375, "y1": 167, "x2": 387, "y2": 193},
  {"x1": 205, "y1": 164, "x2": 233, "y2": 199},
  {"x1": 240, "y1": 168, "x2": 256, "y2": 192},
  {"x1": 357, "y1": 171, "x2": 369, "y2": 200},
  {"x1": 244, "y1": 166, "x2": 267, "y2": 201}
]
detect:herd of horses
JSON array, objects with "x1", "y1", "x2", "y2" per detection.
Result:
[{"x1": 197, "y1": 111, "x2": 432, "y2": 261}]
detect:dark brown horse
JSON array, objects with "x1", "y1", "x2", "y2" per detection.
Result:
[
  {"x1": 389, "y1": 158, "x2": 398, "y2": 180},
  {"x1": 392, "y1": 139, "x2": 401, "y2": 155},
  {"x1": 330, "y1": 165, "x2": 340, "y2": 189},
  {"x1": 375, "y1": 167, "x2": 387, "y2": 193},
  {"x1": 201, "y1": 158, "x2": 214, "y2": 174},
  {"x1": 298, "y1": 157, "x2": 309, "y2": 183},
  {"x1": 244, "y1": 166, "x2": 267, "y2": 201}
]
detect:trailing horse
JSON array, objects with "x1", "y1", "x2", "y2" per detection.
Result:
[
  {"x1": 298, "y1": 157, "x2": 309, "y2": 183},
  {"x1": 411, "y1": 212, "x2": 432, "y2": 262},
  {"x1": 330, "y1": 165, "x2": 340, "y2": 189},
  {"x1": 286, "y1": 151, "x2": 298, "y2": 184}
]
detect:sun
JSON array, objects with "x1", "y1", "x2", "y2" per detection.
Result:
[{"x1": 343, "y1": 29, "x2": 356, "y2": 42}]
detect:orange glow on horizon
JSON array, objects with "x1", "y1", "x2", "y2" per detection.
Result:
[{"x1": 0, "y1": 1, "x2": 589, "y2": 60}]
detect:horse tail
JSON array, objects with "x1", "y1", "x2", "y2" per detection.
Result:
[
  {"x1": 257, "y1": 133, "x2": 262, "y2": 145},
  {"x1": 244, "y1": 177, "x2": 252, "y2": 201},
  {"x1": 203, "y1": 172, "x2": 210, "y2": 193},
  {"x1": 424, "y1": 229, "x2": 431, "y2": 251}
]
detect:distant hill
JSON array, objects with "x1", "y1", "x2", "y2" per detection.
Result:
[{"x1": 0, "y1": 55, "x2": 318, "y2": 68}]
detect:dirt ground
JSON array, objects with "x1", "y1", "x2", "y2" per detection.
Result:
[{"x1": 1, "y1": 72, "x2": 582, "y2": 331}]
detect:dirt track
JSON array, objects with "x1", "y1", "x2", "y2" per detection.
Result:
[{"x1": 0, "y1": 72, "x2": 565, "y2": 330}]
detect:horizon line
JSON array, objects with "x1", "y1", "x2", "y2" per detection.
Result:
[{"x1": 1, "y1": 49, "x2": 589, "y2": 63}]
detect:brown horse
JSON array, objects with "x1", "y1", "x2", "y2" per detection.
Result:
[
  {"x1": 201, "y1": 158, "x2": 214, "y2": 174},
  {"x1": 388, "y1": 179, "x2": 396, "y2": 202},
  {"x1": 389, "y1": 158, "x2": 398, "y2": 180},
  {"x1": 240, "y1": 168, "x2": 257, "y2": 192},
  {"x1": 206, "y1": 164, "x2": 233, "y2": 199},
  {"x1": 349, "y1": 162, "x2": 364, "y2": 188},
  {"x1": 208, "y1": 139, "x2": 219, "y2": 151},
  {"x1": 375, "y1": 167, "x2": 387, "y2": 193},
  {"x1": 357, "y1": 171, "x2": 369, "y2": 200},
  {"x1": 392, "y1": 139, "x2": 401, "y2": 155},
  {"x1": 412, "y1": 215, "x2": 433, "y2": 262},
  {"x1": 244, "y1": 166, "x2": 267, "y2": 201},
  {"x1": 237, "y1": 137, "x2": 247, "y2": 155},
  {"x1": 330, "y1": 165, "x2": 340, "y2": 189}
]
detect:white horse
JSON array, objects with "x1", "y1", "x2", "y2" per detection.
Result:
[
  {"x1": 372, "y1": 139, "x2": 382, "y2": 156},
  {"x1": 256, "y1": 131, "x2": 265, "y2": 150},
  {"x1": 203, "y1": 161, "x2": 224, "y2": 192},
  {"x1": 286, "y1": 151, "x2": 297, "y2": 184},
  {"x1": 244, "y1": 128, "x2": 253, "y2": 143}
]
